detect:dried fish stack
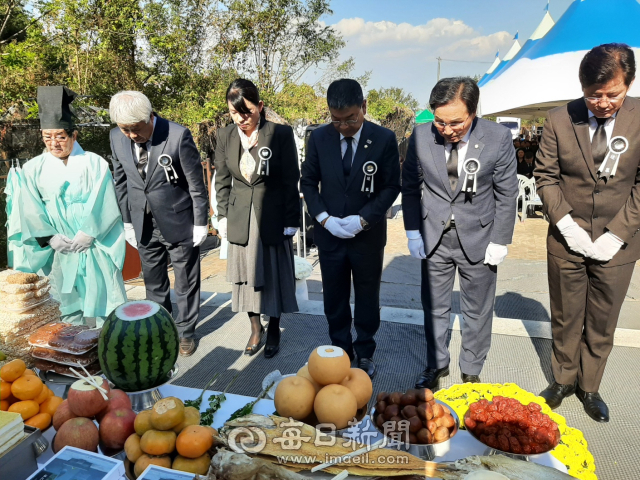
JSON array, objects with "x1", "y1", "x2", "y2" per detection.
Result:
[{"x1": 0, "y1": 270, "x2": 61, "y2": 367}]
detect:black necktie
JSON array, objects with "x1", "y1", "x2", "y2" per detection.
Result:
[
  {"x1": 447, "y1": 142, "x2": 459, "y2": 192},
  {"x1": 343, "y1": 137, "x2": 353, "y2": 177},
  {"x1": 592, "y1": 117, "x2": 608, "y2": 168},
  {"x1": 137, "y1": 143, "x2": 149, "y2": 181}
]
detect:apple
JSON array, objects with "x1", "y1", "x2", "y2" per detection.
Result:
[
  {"x1": 96, "y1": 389, "x2": 132, "y2": 422},
  {"x1": 54, "y1": 417, "x2": 99, "y2": 452},
  {"x1": 99, "y1": 408, "x2": 137, "y2": 450},
  {"x1": 68, "y1": 377, "x2": 110, "y2": 418},
  {"x1": 52, "y1": 400, "x2": 78, "y2": 431}
]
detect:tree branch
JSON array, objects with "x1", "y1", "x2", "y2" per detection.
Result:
[
  {"x1": 0, "y1": 0, "x2": 16, "y2": 40},
  {"x1": 0, "y1": 8, "x2": 53, "y2": 46}
]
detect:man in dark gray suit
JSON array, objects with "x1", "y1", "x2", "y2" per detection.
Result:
[
  {"x1": 402, "y1": 77, "x2": 518, "y2": 389},
  {"x1": 109, "y1": 91, "x2": 209, "y2": 356}
]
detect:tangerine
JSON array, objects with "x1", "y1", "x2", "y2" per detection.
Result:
[
  {"x1": 0, "y1": 380, "x2": 11, "y2": 400},
  {"x1": 11, "y1": 375, "x2": 44, "y2": 401},
  {"x1": 34, "y1": 385, "x2": 50, "y2": 404},
  {"x1": 175, "y1": 425, "x2": 214, "y2": 458},
  {"x1": 0, "y1": 359, "x2": 26, "y2": 382},
  {"x1": 23, "y1": 369, "x2": 36, "y2": 376},
  {"x1": 8, "y1": 400, "x2": 39, "y2": 420},
  {"x1": 25, "y1": 412, "x2": 52, "y2": 431},
  {"x1": 40, "y1": 396, "x2": 63, "y2": 417},
  {"x1": 0, "y1": 400, "x2": 8, "y2": 411}
]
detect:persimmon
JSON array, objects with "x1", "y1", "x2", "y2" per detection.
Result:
[
  {"x1": 8, "y1": 400, "x2": 40, "y2": 420},
  {"x1": 39, "y1": 396, "x2": 63, "y2": 417},
  {"x1": 0, "y1": 359, "x2": 26, "y2": 382},
  {"x1": 173, "y1": 454, "x2": 211, "y2": 475},
  {"x1": 25, "y1": 412, "x2": 52, "y2": 431},
  {"x1": 176, "y1": 425, "x2": 214, "y2": 458},
  {"x1": 0, "y1": 380, "x2": 11, "y2": 400},
  {"x1": 139, "y1": 430, "x2": 176, "y2": 456},
  {"x1": 11, "y1": 375, "x2": 44, "y2": 401}
]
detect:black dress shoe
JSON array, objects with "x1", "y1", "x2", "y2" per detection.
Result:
[
  {"x1": 357, "y1": 358, "x2": 376, "y2": 379},
  {"x1": 576, "y1": 386, "x2": 609, "y2": 423},
  {"x1": 415, "y1": 366, "x2": 449, "y2": 390},
  {"x1": 244, "y1": 326, "x2": 265, "y2": 356},
  {"x1": 179, "y1": 338, "x2": 196, "y2": 357},
  {"x1": 462, "y1": 373, "x2": 481, "y2": 383},
  {"x1": 539, "y1": 381, "x2": 576, "y2": 409},
  {"x1": 264, "y1": 328, "x2": 280, "y2": 359}
]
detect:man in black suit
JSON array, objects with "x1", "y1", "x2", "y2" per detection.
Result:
[
  {"x1": 109, "y1": 91, "x2": 209, "y2": 356},
  {"x1": 301, "y1": 79, "x2": 401, "y2": 378}
]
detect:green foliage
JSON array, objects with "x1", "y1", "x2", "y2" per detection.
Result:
[{"x1": 367, "y1": 87, "x2": 419, "y2": 123}]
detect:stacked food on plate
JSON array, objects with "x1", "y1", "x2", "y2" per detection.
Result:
[
  {"x1": 0, "y1": 411, "x2": 24, "y2": 454},
  {"x1": 0, "y1": 270, "x2": 61, "y2": 367},
  {"x1": 29, "y1": 324, "x2": 101, "y2": 376}
]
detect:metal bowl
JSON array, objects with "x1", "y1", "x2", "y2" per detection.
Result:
[
  {"x1": 113, "y1": 366, "x2": 179, "y2": 412},
  {"x1": 370, "y1": 399, "x2": 459, "y2": 461},
  {"x1": 463, "y1": 410, "x2": 559, "y2": 462}
]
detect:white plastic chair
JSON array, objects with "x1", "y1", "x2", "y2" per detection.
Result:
[
  {"x1": 516, "y1": 174, "x2": 528, "y2": 222},
  {"x1": 521, "y1": 177, "x2": 543, "y2": 222}
]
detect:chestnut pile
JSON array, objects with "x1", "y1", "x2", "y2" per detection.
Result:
[{"x1": 372, "y1": 389, "x2": 456, "y2": 445}]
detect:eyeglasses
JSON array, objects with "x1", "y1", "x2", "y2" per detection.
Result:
[
  {"x1": 433, "y1": 114, "x2": 471, "y2": 130},
  {"x1": 42, "y1": 136, "x2": 71, "y2": 144},
  {"x1": 330, "y1": 110, "x2": 361, "y2": 127},
  {"x1": 584, "y1": 94, "x2": 626, "y2": 105}
]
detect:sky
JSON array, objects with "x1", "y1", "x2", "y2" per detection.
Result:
[{"x1": 315, "y1": 0, "x2": 575, "y2": 106}]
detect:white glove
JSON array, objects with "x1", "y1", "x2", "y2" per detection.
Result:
[
  {"x1": 124, "y1": 223, "x2": 137, "y2": 249},
  {"x1": 484, "y1": 242, "x2": 508, "y2": 266},
  {"x1": 284, "y1": 227, "x2": 298, "y2": 236},
  {"x1": 590, "y1": 232, "x2": 624, "y2": 262},
  {"x1": 49, "y1": 234, "x2": 74, "y2": 254},
  {"x1": 324, "y1": 217, "x2": 355, "y2": 239},
  {"x1": 556, "y1": 215, "x2": 595, "y2": 257},
  {"x1": 70, "y1": 231, "x2": 94, "y2": 253},
  {"x1": 217, "y1": 218, "x2": 227, "y2": 239},
  {"x1": 193, "y1": 225, "x2": 208, "y2": 247},
  {"x1": 406, "y1": 230, "x2": 426, "y2": 259},
  {"x1": 335, "y1": 215, "x2": 364, "y2": 236}
]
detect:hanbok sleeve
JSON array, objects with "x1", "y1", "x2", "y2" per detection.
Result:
[{"x1": 78, "y1": 157, "x2": 126, "y2": 269}]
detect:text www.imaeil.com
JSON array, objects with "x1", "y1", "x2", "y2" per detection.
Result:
[{"x1": 277, "y1": 453, "x2": 410, "y2": 465}]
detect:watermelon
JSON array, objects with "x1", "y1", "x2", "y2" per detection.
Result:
[{"x1": 98, "y1": 300, "x2": 179, "y2": 392}]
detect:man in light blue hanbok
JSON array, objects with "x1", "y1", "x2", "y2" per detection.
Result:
[{"x1": 15, "y1": 86, "x2": 127, "y2": 326}]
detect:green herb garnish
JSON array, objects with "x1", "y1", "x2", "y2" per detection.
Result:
[
  {"x1": 184, "y1": 373, "x2": 220, "y2": 410},
  {"x1": 200, "y1": 374, "x2": 239, "y2": 426},
  {"x1": 225, "y1": 381, "x2": 274, "y2": 423}
]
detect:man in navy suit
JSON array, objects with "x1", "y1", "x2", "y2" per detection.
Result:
[{"x1": 301, "y1": 79, "x2": 401, "y2": 378}]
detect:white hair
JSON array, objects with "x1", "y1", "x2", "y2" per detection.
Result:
[{"x1": 109, "y1": 91, "x2": 153, "y2": 125}]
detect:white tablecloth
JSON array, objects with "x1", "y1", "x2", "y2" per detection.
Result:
[{"x1": 37, "y1": 383, "x2": 568, "y2": 476}]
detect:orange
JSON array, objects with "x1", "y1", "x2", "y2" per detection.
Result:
[
  {"x1": 34, "y1": 385, "x2": 50, "y2": 404},
  {"x1": 139, "y1": 430, "x2": 177, "y2": 456},
  {"x1": 11, "y1": 375, "x2": 44, "y2": 401},
  {"x1": 8, "y1": 400, "x2": 40, "y2": 420},
  {"x1": 0, "y1": 400, "x2": 8, "y2": 411},
  {"x1": 39, "y1": 396, "x2": 63, "y2": 417},
  {"x1": 0, "y1": 381, "x2": 11, "y2": 400},
  {"x1": 176, "y1": 425, "x2": 214, "y2": 458},
  {"x1": 25, "y1": 412, "x2": 51, "y2": 431},
  {"x1": 0, "y1": 359, "x2": 26, "y2": 382},
  {"x1": 47, "y1": 388, "x2": 54, "y2": 399},
  {"x1": 23, "y1": 369, "x2": 36, "y2": 376}
]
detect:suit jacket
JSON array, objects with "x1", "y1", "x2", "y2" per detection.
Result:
[
  {"x1": 402, "y1": 119, "x2": 518, "y2": 263},
  {"x1": 110, "y1": 115, "x2": 209, "y2": 244},
  {"x1": 535, "y1": 97, "x2": 640, "y2": 266},
  {"x1": 214, "y1": 118, "x2": 300, "y2": 246},
  {"x1": 300, "y1": 121, "x2": 401, "y2": 253}
]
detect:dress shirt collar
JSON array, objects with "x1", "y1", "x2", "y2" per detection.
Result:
[
  {"x1": 445, "y1": 127, "x2": 472, "y2": 148},
  {"x1": 587, "y1": 109, "x2": 617, "y2": 123},
  {"x1": 340, "y1": 122, "x2": 364, "y2": 144}
]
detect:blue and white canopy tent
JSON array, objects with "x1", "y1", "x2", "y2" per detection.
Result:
[
  {"x1": 477, "y1": 51, "x2": 501, "y2": 87},
  {"x1": 478, "y1": 32, "x2": 521, "y2": 87},
  {"x1": 479, "y1": 0, "x2": 640, "y2": 118}
]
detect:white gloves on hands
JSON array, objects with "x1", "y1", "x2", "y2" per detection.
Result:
[
  {"x1": 217, "y1": 218, "x2": 227, "y2": 239},
  {"x1": 284, "y1": 227, "x2": 298, "y2": 236},
  {"x1": 124, "y1": 223, "x2": 137, "y2": 249},
  {"x1": 556, "y1": 215, "x2": 595, "y2": 257},
  {"x1": 591, "y1": 232, "x2": 624, "y2": 262},
  {"x1": 406, "y1": 230, "x2": 426, "y2": 259},
  {"x1": 335, "y1": 215, "x2": 364, "y2": 236},
  {"x1": 193, "y1": 225, "x2": 208, "y2": 247},
  {"x1": 484, "y1": 242, "x2": 508, "y2": 266},
  {"x1": 70, "y1": 231, "x2": 94, "y2": 253},
  {"x1": 324, "y1": 217, "x2": 355, "y2": 239},
  {"x1": 49, "y1": 234, "x2": 74, "y2": 254}
]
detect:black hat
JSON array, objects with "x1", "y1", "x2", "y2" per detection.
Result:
[{"x1": 37, "y1": 86, "x2": 77, "y2": 130}]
